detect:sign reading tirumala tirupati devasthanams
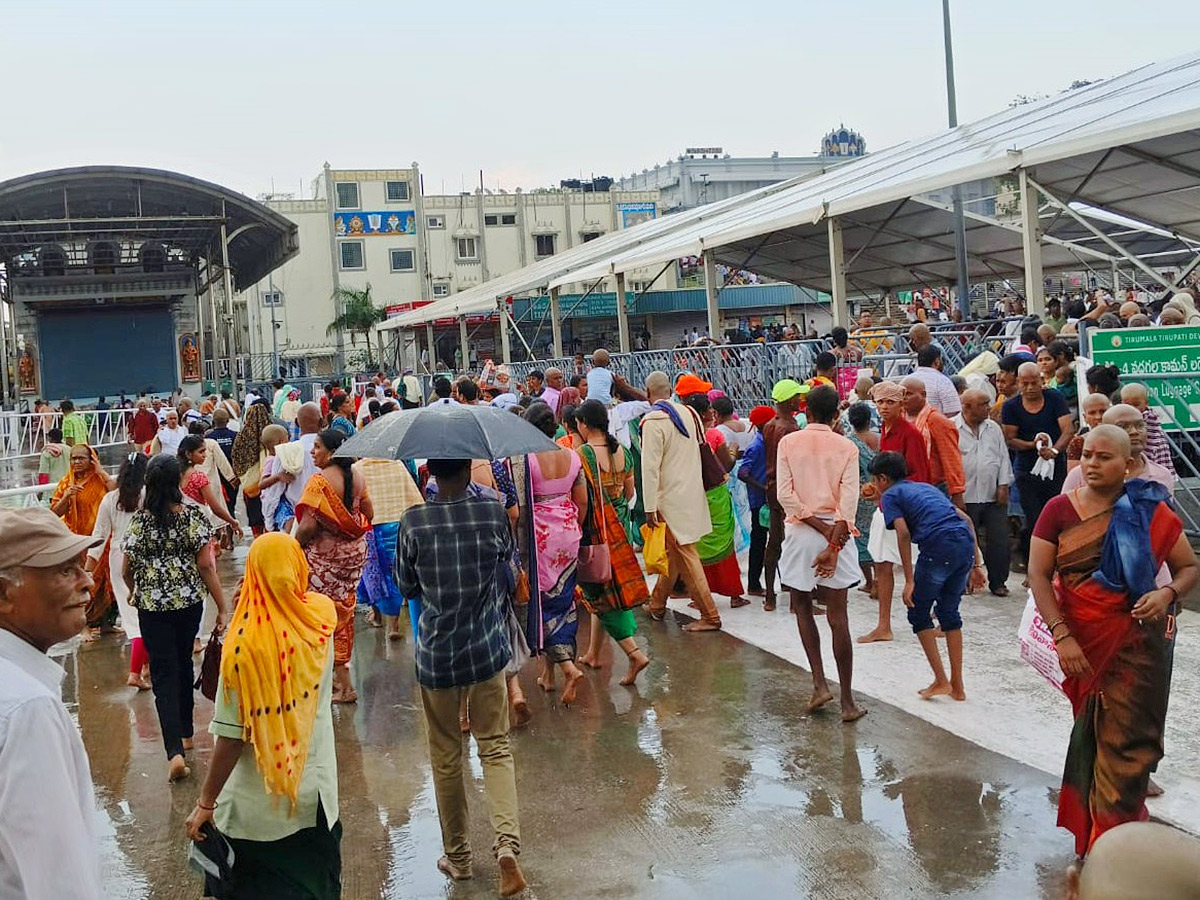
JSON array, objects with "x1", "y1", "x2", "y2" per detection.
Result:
[{"x1": 1090, "y1": 325, "x2": 1200, "y2": 430}]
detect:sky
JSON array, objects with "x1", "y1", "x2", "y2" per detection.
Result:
[{"x1": 1, "y1": 0, "x2": 1191, "y2": 199}]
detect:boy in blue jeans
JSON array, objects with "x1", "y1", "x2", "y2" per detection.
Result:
[{"x1": 870, "y1": 451, "x2": 986, "y2": 701}]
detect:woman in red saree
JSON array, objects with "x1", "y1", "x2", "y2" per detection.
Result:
[
  {"x1": 1029, "y1": 425, "x2": 1197, "y2": 861},
  {"x1": 295, "y1": 429, "x2": 373, "y2": 704}
]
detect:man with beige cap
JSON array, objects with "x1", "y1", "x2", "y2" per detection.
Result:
[{"x1": 0, "y1": 507, "x2": 105, "y2": 899}]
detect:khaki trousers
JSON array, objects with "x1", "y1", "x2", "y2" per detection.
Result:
[
  {"x1": 648, "y1": 526, "x2": 722, "y2": 626},
  {"x1": 419, "y1": 670, "x2": 520, "y2": 866}
]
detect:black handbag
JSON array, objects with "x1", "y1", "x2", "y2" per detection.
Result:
[
  {"x1": 194, "y1": 630, "x2": 222, "y2": 702},
  {"x1": 687, "y1": 407, "x2": 728, "y2": 491}
]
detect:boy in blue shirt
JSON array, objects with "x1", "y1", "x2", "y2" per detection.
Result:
[{"x1": 870, "y1": 451, "x2": 985, "y2": 701}]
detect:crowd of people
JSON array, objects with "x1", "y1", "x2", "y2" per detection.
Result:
[{"x1": 3, "y1": 282, "x2": 1200, "y2": 898}]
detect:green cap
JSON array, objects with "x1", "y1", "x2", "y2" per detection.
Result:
[{"x1": 771, "y1": 379, "x2": 808, "y2": 402}]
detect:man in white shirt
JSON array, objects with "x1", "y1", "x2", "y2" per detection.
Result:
[
  {"x1": 0, "y1": 507, "x2": 106, "y2": 900},
  {"x1": 912, "y1": 345, "x2": 961, "y2": 417},
  {"x1": 284, "y1": 402, "x2": 322, "y2": 509},
  {"x1": 152, "y1": 408, "x2": 187, "y2": 456},
  {"x1": 955, "y1": 389, "x2": 1013, "y2": 596}
]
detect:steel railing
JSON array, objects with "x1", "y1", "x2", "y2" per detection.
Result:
[{"x1": 0, "y1": 408, "x2": 135, "y2": 460}]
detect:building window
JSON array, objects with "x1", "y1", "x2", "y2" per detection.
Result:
[
  {"x1": 485, "y1": 213, "x2": 517, "y2": 227},
  {"x1": 427, "y1": 215, "x2": 445, "y2": 229},
  {"x1": 501, "y1": 213, "x2": 517, "y2": 226},
  {"x1": 389, "y1": 248, "x2": 415, "y2": 272},
  {"x1": 335, "y1": 182, "x2": 359, "y2": 209},
  {"x1": 261, "y1": 290, "x2": 284, "y2": 307},
  {"x1": 581, "y1": 231, "x2": 602, "y2": 242},
  {"x1": 484, "y1": 214, "x2": 499, "y2": 227},
  {"x1": 432, "y1": 283, "x2": 450, "y2": 297},
  {"x1": 535, "y1": 234, "x2": 556, "y2": 257},
  {"x1": 339, "y1": 240, "x2": 364, "y2": 270},
  {"x1": 456, "y1": 237, "x2": 479, "y2": 261},
  {"x1": 385, "y1": 180, "x2": 410, "y2": 202}
]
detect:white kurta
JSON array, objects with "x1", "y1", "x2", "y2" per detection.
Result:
[
  {"x1": 639, "y1": 402, "x2": 712, "y2": 546},
  {"x1": 89, "y1": 490, "x2": 140, "y2": 639}
]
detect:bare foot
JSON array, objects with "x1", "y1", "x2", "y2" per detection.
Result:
[
  {"x1": 181, "y1": 738, "x2": 194, "y2": 752},
  {"x1": 763, "y1": 597, "x2": 776, "y2": 612},
  {"x1": 511, "y1": 699, "x2": 531, "y2": 727},
  {"x1": 747, "y1": 587, "x2": 765, "y2": 597},
  {"x1": 126, "y1": 673, "x2": 151, "y2": 691},
  {"x1": 681, "y1": 621, "x2": 721, "y2": 633},
  {"x1": 621, "y1": 651, "x2": 650, "y2": 686},
  {"x1": 167, "y1": 755, "x2": 191, "y2": 783},
  {"x1": 561, "y1": 669, "x2": 584, "y2": 706},
  {"x1": 730, "y1": 596, "x2": 751, "y2": 609},
  {"x1": 919, "y1": 681, "x2": 953, "y2": 700},
  {"x1": 813, "y1": 606, "x2": 826, "y2": 616},
  {"x1": 386, "y1": 629, "x2": 402, "y2": 641},
  {"x1": 857, "y1": 628, "x2": 893, "y2": 644},
  {"x1": 577, "y1": 653, "x2": 600, "y2": 669},
  {"x1": 842, "y1": 705, "x2": 868, "y2": 723},
  {"x1": 950, "y1": 688, "x2": 967, "y2": 702},
  {"x1": 807, "y1": 688, "x2": 834, "y2": 712}
]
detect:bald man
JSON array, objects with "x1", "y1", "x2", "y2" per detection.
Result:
[
  {"x1": 1061, "y1": 404, "x2": 1174, "y2": 494},
  {"x1": 284, "y1": 402, "x2": 323, "y2": 509},
  {"x1": 901, "y1": 376, "x2": 965, "y2": 508},
  {"x1": 955, "y1": 389, "x2": 1013, "y2": 595},
  {"x1": 1068, "y1": 822, "x2": 1200, "y2": 900},
  {"x1": 1001, "y1": 361, "x2": 1074, "y2": 563},
  {"x1": 907, "y1": 323, "x2": 934, "y2": 355},
  {"x1": 1120, "y1": 383, "x2": 1177, "y2": 478}
]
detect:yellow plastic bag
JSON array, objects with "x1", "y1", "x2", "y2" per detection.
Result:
[{"x1": 640, "y1": 523, "x2": 669, "y2": 576}]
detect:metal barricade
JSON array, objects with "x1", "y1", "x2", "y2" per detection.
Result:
[
  {"x1": 1121, "y1": 372, "x2": 1200, "y2": 537},
  {"x1": 0, "y1": 484, "x2": 55, "y2": 510},
  {"x1": 0, "y1": 408, "x2": 134, "y2": 460}
]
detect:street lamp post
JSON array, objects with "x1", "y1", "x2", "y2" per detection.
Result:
[{"x1": 943, "y1": 0, "x2": 972, "y2": 320}]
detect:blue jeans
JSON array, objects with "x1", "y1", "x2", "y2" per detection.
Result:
[{"x1": 907, "y1": 532, "x2": 972, "y2": 634}]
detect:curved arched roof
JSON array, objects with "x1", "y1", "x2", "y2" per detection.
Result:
[{"x1": 0, "y1": 165, "x2": 298, "y2": 290}]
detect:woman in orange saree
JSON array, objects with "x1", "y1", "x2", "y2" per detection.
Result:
[
  {"x1": 51, "y1": 443, "x2": 117, "y2": 633},
  {"x1": 1029, "y1": 425, "x2": 1197, "y2": 861},
  {"x1": 295, "y1": 430, "x2": 373, "y2": 704}
]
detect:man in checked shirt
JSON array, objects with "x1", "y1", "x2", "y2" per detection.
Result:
[{"x1": 397, "y1": 457, "x2": 527, "y2": 897}]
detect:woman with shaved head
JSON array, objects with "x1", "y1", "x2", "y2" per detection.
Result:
[{"x1": 1029, "y1": 425, "x2": 1198, "y2": 859}]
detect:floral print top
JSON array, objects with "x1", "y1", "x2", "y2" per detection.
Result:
[{"x1": 122, "y1": 506, "x2": 212, "y2": 612}]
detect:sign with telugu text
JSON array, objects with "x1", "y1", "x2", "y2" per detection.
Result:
[{"x1": 1090, "y1": 325, "x2": 1200, "y2": 431}]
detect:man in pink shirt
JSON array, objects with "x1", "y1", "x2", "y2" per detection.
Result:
[{"x1": 775, "y1": 385, "x2": 866, "y2": 723}]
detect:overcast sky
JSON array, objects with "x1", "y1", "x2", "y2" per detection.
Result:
[{"x1": 2, "y1": 1, "x2": 1188, "y2": 199}]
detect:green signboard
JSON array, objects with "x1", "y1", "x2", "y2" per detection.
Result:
[{"x1": 1090, "y1": 325, "x2": 1200, "y2": 430}]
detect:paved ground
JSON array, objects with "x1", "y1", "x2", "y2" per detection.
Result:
[{"x1": 67, "y1": 549, "x2": 1092, "y2": 900}]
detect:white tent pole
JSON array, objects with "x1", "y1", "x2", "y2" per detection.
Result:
[
  {"x1": 615, "y1": 272, "x2": 630, "y2": 353},
  {"x1": 498, "y1": 301, "x2": 512, "y2": 363},
  {"x1": 458, "y1": 316, "x2": 469, "y2": 372},
  {"x1": 549, "y1": 288, "x2": 564, "y2": 358},
  {"x1": 703, "y1": 252, "x2": 720, "y2": 339},
  {"x1": 1019, "y1": 168, "x2": 1046, "y2": 316},
  {"x1": 827, "y1": 217, "x2": 848, "y2": 328}
]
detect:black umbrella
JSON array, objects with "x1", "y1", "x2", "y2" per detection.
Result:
[{"x1": 332, "y1": 402, "x2": 560, "y2": 461}]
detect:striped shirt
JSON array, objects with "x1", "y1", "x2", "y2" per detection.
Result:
[{"x1": 397, "y1": 496, "x2": 513, "y2": 689}]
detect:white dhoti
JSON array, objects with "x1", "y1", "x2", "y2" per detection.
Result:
[
  {"x1": 866, "y1": 507, "x2": 919, "y2": 567},
  {"x1": 778, "y1": 519, "x2": 863, "y2": 593}
]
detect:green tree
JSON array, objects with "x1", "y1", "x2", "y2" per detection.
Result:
[{"x1": 327, "y1": 284, "x2": 386, "y2": 368}]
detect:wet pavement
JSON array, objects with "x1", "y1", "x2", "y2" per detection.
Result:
[{"x1": 66, "y1": 551, "x2": 1080, "y2": 900}]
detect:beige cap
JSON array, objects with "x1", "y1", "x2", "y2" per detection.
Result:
[{"x1": 0, "y1": 507, "x2": 104, "y2": 569}]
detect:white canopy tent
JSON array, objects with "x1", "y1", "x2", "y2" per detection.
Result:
[
  {"x1": 547, "y1": 51, "x2": 1200, "y2": 319},
  {"x1": 384, "y1": 50, "x2": 1200, "y2": 357}
]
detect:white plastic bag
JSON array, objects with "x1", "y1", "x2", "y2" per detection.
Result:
[
  {"x1": 1030, "y1": 435, "x2": 1058, "y2": 480},
  {"x1": 1017, "y1": 589, "x2": 1065, "y2": 693}
]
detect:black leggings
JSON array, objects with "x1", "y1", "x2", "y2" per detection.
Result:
[
  {"x1": 748, "y1": 507, "x2": 768, "y2": 590},
  {"x1": 140, "y1": 604, "x2": 203, "y2": 759}
]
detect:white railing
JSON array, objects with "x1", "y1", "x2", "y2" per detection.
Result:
[
  {"x1": 0, "y1": 408, "x2": 134, "y2": 459},
  {"x1": 0, "y1": 483, "x2": 55, "y2": 509}
]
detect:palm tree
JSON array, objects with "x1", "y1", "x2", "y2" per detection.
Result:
[{"x1": 327, "y1": 284, "x2": 387, "y2": 367}]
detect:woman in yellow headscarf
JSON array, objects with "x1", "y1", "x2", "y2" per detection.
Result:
[
  {"x1": 185, "y1": 533, "x2": 342, "y2": 899},
  {"x1": 51, "y1": 443, "x2": 117, "y2": 635}
]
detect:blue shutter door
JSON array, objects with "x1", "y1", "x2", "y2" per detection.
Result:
[{"x1": 38, "y1": 306, "x2": 178, "y2": 400}]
